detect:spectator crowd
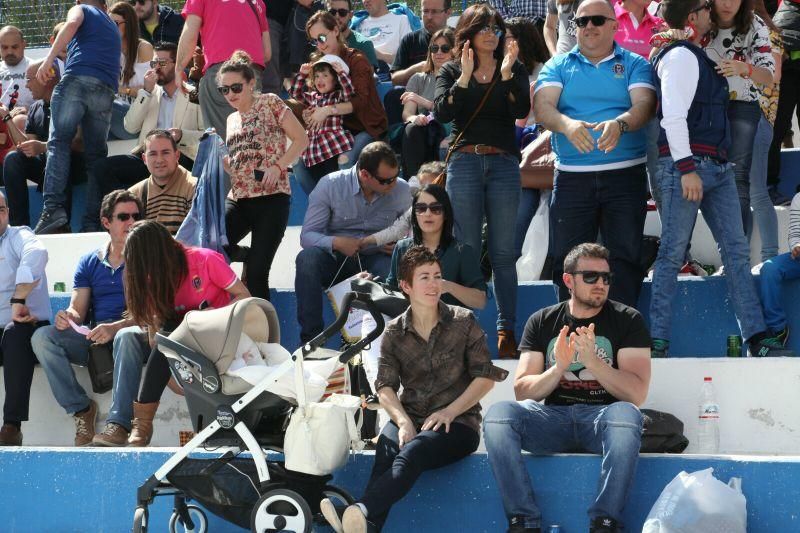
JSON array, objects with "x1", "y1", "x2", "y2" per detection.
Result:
[{"x1": 1, "y1": 0, "x2": 800, "y2": 532}]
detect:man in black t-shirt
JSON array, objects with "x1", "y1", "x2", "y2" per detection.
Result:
[{"x1": 484, "y1": 243, "x2": 651, "y2": 533}]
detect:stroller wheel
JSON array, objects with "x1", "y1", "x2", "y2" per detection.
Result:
[
  {"x1": 132, "y1": 506, "x2": 149, "y2": 533},
  {"x1": 168, "y1": 504, "x2": 208, "y2": 533},
  {"x1": 251, "y1": 487, "x2": 312, "y2": 533}
]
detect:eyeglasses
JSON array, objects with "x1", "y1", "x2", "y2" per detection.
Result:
[
  {"x1": 114, "y1": 20, "x2": 126, "y2": 27},
  {"x1": 413, "y1": 202, "x2": 444, "y2": 215},
  {"x1": 370, "y1": 171, "x2": 398, "y2": 186},
  {"x1": 309, "y1": 33, "x2": 330, "y2": 47},
  {"x1": 127, "y1": 0, "x2": 148, "y2": 5},
  {"x1": 422, "y1": 8, "x2": 447, "y2": 14},
  {"x1": 328, "y1": 8, "x2": 350, "y2": 17},
  {"x1": 114, "y1": 212, "x2": 142, "y2": 222},
  {"x1": 570, "y1": 270, "x2": 613, "y2": 285},
  {"x1": 574, "y1": 15, "x2": 614, "y2": 28},
  {"x1": 689, "y1": 0, "x2": 713, "y2": 13},
  {"x1": 217, "y1": 83, "x2": 244, "y2": 95},
  {"x1": 478, "y1": 25, "x2": 503, "y2": 37},
  {"x1": 149, "y1": 58, "x2": 173, "y2": 68},
  {"x1": 429, "y1": 44, "x2": 452, "y2": 54}
]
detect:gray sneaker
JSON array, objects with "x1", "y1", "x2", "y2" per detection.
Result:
[{"x1": 34, "y1": 207, "x2": 69, "y2": 234}]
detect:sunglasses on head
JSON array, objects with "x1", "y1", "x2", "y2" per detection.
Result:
[
  {"x1": 309, "y1": 33, "x2": 330, "y2": 47},
  {"x1": 217, "y1": 83, "x2": 244, "y2": 95},
  {"x1": 571, "y1": 270, "x2": 613, "y2": 285},
  {"x1": 690, "y1": 0, "x2": 713, "y2": 13},
  {"x1": 413, "y1": 202, "x2": 444, "y2": 215},
  {"x1": 114, "y1": 212, "x2": 142, "y2": 222},
  {"x1": 429, "y1": 44, "x2": 452, "y2": 54},
  {"x1": 574, "y1": 15, "x2": 614, "y2": 28},
  {"x1": 328, "y1": 8, "x2": 349, "y2": 17}
]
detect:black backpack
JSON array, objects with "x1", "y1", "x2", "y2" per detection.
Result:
[{"x1": 640, "y1": 409, "x2": 689, "y2": 453}]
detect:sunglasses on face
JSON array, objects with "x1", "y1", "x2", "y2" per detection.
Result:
[
  {"x1": 217, "y1": 83, "x2": 244, "y2": 95},
  {"x1": 114, "y1": 212, "x2": 142, "y2": 222},
  {"x1": 422, "y1": 8, "x2": 446, "y2": 14},
  {"x1": 309, "y1": 33, "x2": 330, "y2": 47},
  {"x1": 328, "y1": 8, "x2": 349, "y2": 17},
  {"x1": 149, "y1": 58, "x2": 173, "y2": 68},
  {"x1": 370, "y1": 172, "x2": 398, "y2": 186},
  {"x1": 429, "y1": 44, "x2": 452, "y2": 54},
  {"x1": 413, "y1": 202, "x2": 444, "y2": 215},
  {"x1": 571, "y1": 270, "x2": 614, "y2": 285},
  {"x1": 690, "y1": 0, "x2": 713, "y2": 13},
  {"x1": 574, "y1": 15, "x2": 614, "y2": 28},
  {"x1": 478, "y1": 25, "x2": 503, "y2": 36}
]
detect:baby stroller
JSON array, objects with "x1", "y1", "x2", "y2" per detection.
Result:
[{"x1": 132, "y1": 292, "x2": 385, "y2": 533}]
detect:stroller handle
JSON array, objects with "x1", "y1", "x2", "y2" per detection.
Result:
[{"x1": 303, "y1": 291, "x2": 386, "y2": 363}]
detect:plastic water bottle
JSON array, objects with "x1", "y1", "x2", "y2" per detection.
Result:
[{"x1": 697, "y1": 376, "x2": 720, "y2": 453}]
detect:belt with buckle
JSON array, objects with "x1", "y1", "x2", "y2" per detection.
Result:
[{"x1": 457, "y1": 144, "x2": 507, "y2": 156}]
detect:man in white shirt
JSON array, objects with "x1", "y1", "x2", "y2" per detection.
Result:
[
  {"x1": 0, "y1": 26, "x2": 34, "y2": 113},
  {"x1": 352, "y1": 0, "x2": 413, "y2": 64}
]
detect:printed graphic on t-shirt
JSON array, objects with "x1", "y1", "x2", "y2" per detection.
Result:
[{"x1": 544, "y1": 334, "x2": 614, "y2": 404}]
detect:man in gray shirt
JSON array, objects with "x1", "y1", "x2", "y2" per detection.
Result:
[
  {"x1": 544, "y1": 0, "x2": 584, "y2": 56},
  {"x1": 295, "y1": 141, "x2": 411, "y2": 342}
]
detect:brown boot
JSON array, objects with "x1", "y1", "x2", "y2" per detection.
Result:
[
  {"x1": 497, "y1": 329, "x2": 519, "y2": 359},
  {"x1": 127, "y1": 401, "x2": 159, "y2": 447},
  {"x1": 73, "y1": 399, "x2": 98, "y2": 446},
  {"x1": 0, "y1": 423, "x2": 22, "y2": 446}
]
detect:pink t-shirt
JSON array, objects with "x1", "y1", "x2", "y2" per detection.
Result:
[
  {"x1": 614, "y1": 2, "x2": 664, "y2": 59},
  {"x1": 174, "y1": 247, "x2": 238, "y2": 315},
  {"x1": 182, "y1": 0, "x2": 269, "y2": 71}
]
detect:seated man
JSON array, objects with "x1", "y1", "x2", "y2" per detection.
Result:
[
  {"x1": 0, "y1": 190, "x2": 51, "y2": 446},
  {"x1": 390, "y1": 0, "x2": 450, "y2": 85},
  {"x1": 351, "y1": 0, "x2": 415, "y2": 65},
  {"x1": 2, "y1": 59, "x2": 85, "y2": 228},
  {"x1": 0, "y1": 26, "x2": 35, "y2": 119},
  {"x1": 329, "y1": 0, "x2": 379, "y2": 68},
  {"x1": 126, "y1": 129, "x2": 197, "y2": 235},
  {"x1": 483, "y1": 243, "x2": 651, "y2": 533},
  {"x1": 295, "y1": 141, "x2": 411, "y2": 343},
  {"x1": 33, "y1": 190, "x2": 140, "y2": 446}
]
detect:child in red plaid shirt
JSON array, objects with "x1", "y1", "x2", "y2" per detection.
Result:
[{"x1": 290, "y1": 55, "x2": 355, "y2": 183}]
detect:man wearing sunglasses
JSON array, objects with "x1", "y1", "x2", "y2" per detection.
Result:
[
  {"x1": 535, "y1": 0, "x2": 656, "y2": 310},
  {"x1": 129, "y1": 0, "x2": 184, "y2": 46},
  {"x1": 484, "y1": 243, "x2": 651, "y2": 533},
  {"x1": 32, "y1": 190, "x2": 142, "y2": 448},
  {"x1": 296, "y1": 141, "x2": 411, "y2": 343},
  {"x1": 390, "y1": 0, "x2": 451, "y2": 85},
  {"x1": 327, "y1": 0, "x2": 379, "y2": 68},
  {"x1": 648, "y1": 0, "x2": 792, "y2": 358}
]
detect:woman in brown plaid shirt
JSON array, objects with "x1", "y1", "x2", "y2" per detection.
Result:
[{"x1": 321, "y1": 246, "x2": 508, "y2": 533}]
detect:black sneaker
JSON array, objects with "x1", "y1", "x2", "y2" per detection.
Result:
[
  {"x1": 750, "y1": 336, "x2": 795, "y2": 357},
  {"x1": 775, "y1": 327, "x2": 789, "y2": 346},
  {"x1": 319, "y1": 498, "x2": 346, "y2": 533},
  {"x1": 508, "y1": 514, "x2": 540, "y2": 532},
  {"x1": 34, "y1": 207, "x2": 69, "y2": 235},
  {"x1": 651, "y1": 338, "x2": 669, "y2": 358},
  {"x1": 590, "y1": 516, "x2": 620, "y2": 533}
]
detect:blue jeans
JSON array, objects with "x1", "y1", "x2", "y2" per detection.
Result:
[
  {"x1": 650, "y1": 156, "x2": 767, "y2": 341},
  {"x1": 108, "y1": 99, "x2": 138, "y2": 140},
  {"x1": 447, "y1": 151, "x2": 520, "y2": 331},
  {"x1": 107, "y1": 326, "x2": 150, "y2": 431},
  {"x1": 295, "y1": 248, "x2": 392, "y2": 343},
  {"x1": 758, "y1": 252, "x2": 800, "y2": 332},
  {"x1": 748, "y1": 115, "x2": 779, "y2": 262},
  {"x1": 645, "y1": 117, "x2": 661, "y2": 209},
  {"x1": 514, "y1": 187, "x2": 541, "y2": 259},
  {"x1": 728, "y1": 100, "x2": 761, "y2": 232},
  {"x1": 32, "y1": 326, "x2": 92, "y2": 415},
  {"x1": 549, "y1": 164, "x2": 648, "y2": 308},
  {"x1": 293, "y1": 131, "x2": 374, "y2": 196},
  {"x1": 483, "y1": 401, "x2": 643, "y2": 529}
]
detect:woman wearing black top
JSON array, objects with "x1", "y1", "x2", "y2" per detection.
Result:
[{"x1": 433, "y1": 3, "x2": 530, "y2": 358}]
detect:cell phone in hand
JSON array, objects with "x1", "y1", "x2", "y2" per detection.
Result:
[{"x1": 253, "y1": 169, "x2": 265, "y2": 182}]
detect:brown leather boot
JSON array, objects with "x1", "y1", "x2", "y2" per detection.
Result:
[
  {"x1": 497, "y1": 329, "x2": 519, "y2": 359},
  {"x1": 127, "y1": 401, "x2": 159, "y2": 447}
]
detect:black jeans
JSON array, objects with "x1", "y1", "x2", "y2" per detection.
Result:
[
  {"x1": 359, "y1": 420, "x2": 479, "y2": 530},
  {"x1": 225, "y1": 193, "x2": 290, "y2": 301},
  {"x1": 1, "y1": 320, "x2": 50, "y2": 424},
  {"x1": 768, "y1": 64, "x2": 800, "y2": 186}
]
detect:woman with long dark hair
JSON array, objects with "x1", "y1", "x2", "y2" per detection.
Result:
[
  {"x1": 385, "y1": 184, "x2": 487, "y2": 309},
  {"x1": 434, "y1": 3, "x2": 530, "y2": 357}
]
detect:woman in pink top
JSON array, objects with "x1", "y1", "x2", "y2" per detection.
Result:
[
  {"x1": 124, "y1": 220, "x2": 250, "y2": 446},
  {"x1": 614, "y1": 0, "x2": 664, "y2": 58}
]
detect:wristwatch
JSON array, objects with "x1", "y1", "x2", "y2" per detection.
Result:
[
  {"x1": 2, "y1": 114, "x2": 12, "y2": 123},
  {"x1": 10, "y1": 297, "x2": 25, "y2": 305},
  {"x1": 616, "y1": 119, "x2": 629, "y2": 135}
]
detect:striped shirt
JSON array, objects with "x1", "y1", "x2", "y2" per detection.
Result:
[
  {"x1": 489, "y1": 0, "x2": 548, "y2": 21},
  {"x1": 128, "y1": 165, "x2": 197, "y2": 234},
  {"x1": 790, "y1": 193, "x2": 800, "y2": 250}
]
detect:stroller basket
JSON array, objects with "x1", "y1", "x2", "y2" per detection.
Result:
[{"x1": 166, "y1": 457, "x2": 333, "y2": 528}]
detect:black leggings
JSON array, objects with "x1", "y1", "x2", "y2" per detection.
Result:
[
  {"x1": 225, "y1": 193, "x2": 291, "y2": 301},
  {"x1": 137, "y1": 348, "x2": 170, "y2": 404}
]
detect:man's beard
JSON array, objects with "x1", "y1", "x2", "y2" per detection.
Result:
[{"x1": 574, "y1": 290, "x2": 606, "y2": 309}]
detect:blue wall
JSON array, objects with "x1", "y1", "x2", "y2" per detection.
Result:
[{"x1": 0, "y1": 449, "x2": 797, "y2": 532}]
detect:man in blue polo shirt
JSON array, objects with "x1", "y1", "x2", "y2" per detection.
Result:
[
  {"x1": 33, "y1": 190, "x2": 141, "y2": 447},
  {"x1": 534, "y1": 0, "x2": 656, "y2": 309}
]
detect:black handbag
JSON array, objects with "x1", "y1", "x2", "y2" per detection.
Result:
[
  {"x1": 87, "y1": 342, "x2": 114, "y2": 394},
  {"x1": 350, "y1": 278, "x2": 409, "y2": 318},
  {"x1": 640, "y1": 409, "x2": 689, "y2": 453}
]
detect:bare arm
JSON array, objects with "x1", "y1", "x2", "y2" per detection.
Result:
[
  {"x1": 277, "y1": 109, "x2": 309, "y2": 169},
  {"x1": 543, "y1": 12, "x2": 558, "y2": 57},
  {"x1": 377, "y1": 386, "x2": 419, "y2": 447},
  {"x1": 176, "y1": 14, "x2": 201, "y2": 72},
  {"x1": 513, "y1": 350, "x2": 564, "y2": 401},
  {"x1": 37, "y1": 5, "x2": 82, "y2": 83},
  {"x1": 616, "y1": 87, "x2": 656, "y2": 132},
  {"x1": 582, "y1": 347, "x2": 651, "y2": 406},
  {"x1": 535, "y1": 85, "x2": 596, "y2": 154},
  {"x1": 441, "y1": 280, "x2": 486, "y2": 309},
  {"x1": 262, "y1": 30, "x2": 272, "y2": 65},
  {"x1": 421, "y1": 377, "x2": 494, "y2": 432},
  {"x1": 225, "y1": 279, "x2": 251, "y2": 305},
  {"x1": 391, "y1": 61, "x2": 426, "y2": 86}
]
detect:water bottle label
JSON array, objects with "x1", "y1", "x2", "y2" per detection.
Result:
[{"x1": 699, "y1": 403, "x2": 720, "y2": 419}]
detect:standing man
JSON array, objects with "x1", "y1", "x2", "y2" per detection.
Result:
[
  {"x1": 390, "y1": 0, "x2": 451, "y2": 85},
  {"x1": 262, "y1": 1, "x2": 294, "y2": 94},
  {"x1": 484, "y1": 243, "x2": 651, "y2": 533},
  {"x1": 0, "y1": 191, "x2": 52, "y2": 446},
  {"x1": 131, "y1": 0, "x2": 184, "y2": 45},
  {"x1": 33, "y1": 0, "x2": 121, "y2": 235},
  {"x1": 33, "y1": 190, "x2": 140, "y2": 447},
  {"x1": 175, "y1": 0, "x2": 271, "y2": 139},
  {"x1": 534, "y1": 0, "x2": 655, "y2": 308},
  {"x1": 351, "y1": 0, "x2": 414, "y2": 65},
  {"x1": 328, "y1": 0, "x2": 379, "y2": 68},
  {"x1": 0, "y1": 26, "x2": 34, "y2": 113}
]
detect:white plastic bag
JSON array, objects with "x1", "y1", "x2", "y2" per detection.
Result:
[
  {"x1": 642, "y1": 468, "x2": 746, "y2": 533},
  {"x1": 517, "y1": 190, "x2": 551, "y2": 281}
]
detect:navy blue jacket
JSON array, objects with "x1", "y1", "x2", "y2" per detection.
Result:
[{"x1": 139, "y1": 5, "x2": 184, "y2": 45}]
